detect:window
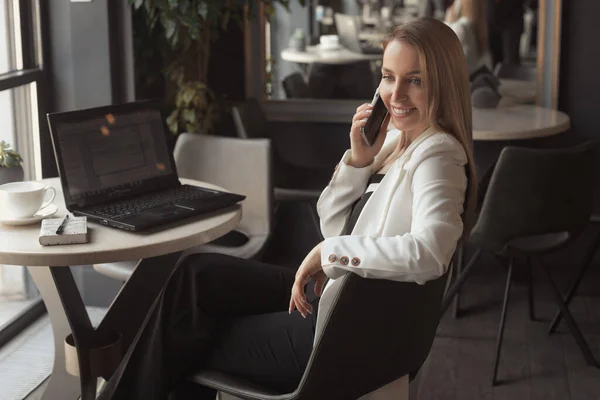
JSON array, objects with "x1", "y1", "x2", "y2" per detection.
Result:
[{"x1": 0, "y1": 0, "x2": 47, "y2": 346}]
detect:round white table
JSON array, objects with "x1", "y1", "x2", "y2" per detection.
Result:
[
  {"x1": 281, "y1": 45, "x2": 381, "y2": 65},
  {"x1": 472, "y1": 105, "x2": 570, "y2": 141},
  {"x1": 0, "y1": 177, "x2": 241, "y2": 400}
]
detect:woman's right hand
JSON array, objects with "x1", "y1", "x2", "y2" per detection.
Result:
[{"x1": 348, "y1": 103, "x2": 390, "y2": 168}]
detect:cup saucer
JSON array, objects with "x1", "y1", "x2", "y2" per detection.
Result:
[{"x1": 0, "y1": 204, "x2": 58, "y2": 226}]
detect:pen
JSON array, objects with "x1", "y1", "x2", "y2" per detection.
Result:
[{"x1": 56, "y1": 215, "x2": 69, "y2": 235}]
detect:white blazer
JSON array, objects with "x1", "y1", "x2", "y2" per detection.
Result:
[{"x1": 317, "y1": 127, "x2": 468, "y2": 287}]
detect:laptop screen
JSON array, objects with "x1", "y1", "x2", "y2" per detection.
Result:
[{"x1": 53, "y1": 108, "x2": 174, "y2": 203}]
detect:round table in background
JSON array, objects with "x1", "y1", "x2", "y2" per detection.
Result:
[
  {"x1": 0, "y1": 177, "x2": 241, "y2": 400},
  {"x1": 472, "y1": 104, "x2": 570, "y2": 141},
  {"x1": 281, "y1": 45, "x2": 382, "y2": 65}
]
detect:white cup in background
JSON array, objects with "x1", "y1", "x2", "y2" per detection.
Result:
[{"x1": 0, "y1": 181, "x2": 56, "y2": 219}]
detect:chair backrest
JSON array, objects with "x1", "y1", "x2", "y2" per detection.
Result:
[
  {"x1": 285, "y1": 271, "x2": 449, "y2": 400},
  {"x1": 231, "y1": 98, "x2": 270, "y2": 140},
  {"x1": 470, "y1": 142, "x2": 596, "y2": 254},
  {"x1": 493, "y1": 63, "x2": 537, "y2": 81},
  {"x1": 282, "y1": 73, "x2": 311, "y2": 99},
  {"x1": 173, "y1": 133, "x2": 272, "y2": 237}
]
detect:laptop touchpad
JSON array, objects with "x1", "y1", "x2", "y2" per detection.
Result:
[{"x1": 143, "y1": 204, "x2": 188, "y2": 218}]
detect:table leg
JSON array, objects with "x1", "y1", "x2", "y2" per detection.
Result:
[
  {"x1": 28, "y1": 251, "x2": 183, "y2": 400},
  {"x1": 27, "y1": 266, "x2": 91, "y2": 400},
  {"x1": 96, "y1": 252, "x2": 182, "y2": 364}
]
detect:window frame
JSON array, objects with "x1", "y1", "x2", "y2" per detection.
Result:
[{"x1": 0, "y1": 0, "x2": 50, "y2": 348}]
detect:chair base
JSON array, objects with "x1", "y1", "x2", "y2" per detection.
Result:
[{"x1": 198, "y1": 374, "x2": 410, "y2": 400}]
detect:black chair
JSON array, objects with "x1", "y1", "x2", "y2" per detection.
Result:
[
  {"x1": 547, "y1": 212, "x2": 600, "y2": 334},
  {"x1": 231, "y1": 98, "x2": 333, "y2": 236},
  {"x1": 493, "y1": 62, "x2": 537, "y2": 81},
  {"x1": 442, "y1": 143, "x2": 599, "y2": 385},
  {"x1": 282, "y1": 73, "x2": 311, "y2": 99},
  {"x1": 188, "y1": 270, "x2": 450, "y2": 399}
]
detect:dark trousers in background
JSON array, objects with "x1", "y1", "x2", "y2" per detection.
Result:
[{"x1": 99, "y1": 253, "x2": 318, "y2": 400}]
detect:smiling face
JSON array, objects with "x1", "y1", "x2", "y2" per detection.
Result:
[{"x1": 379, "y1": 39, "x2": 430, "y2": 142}]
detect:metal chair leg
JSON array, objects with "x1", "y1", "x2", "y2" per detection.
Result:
[
  {"x1": 535, "y1": 257, "x2": 599, "y2": 367},
  {"x1": 548, "y1": 232, "x2": 600, "y2": 334},
  {"x1": 492, "y1": 257, "x2": 513, "y2": 386},
  {"x1": 526, "y1": 257, "x2": 535, "y2": 321},
  {"x1": 441, "y1": 248, "x2": 482, "y2": 315},
  {"x1": 452, "y1": 243, "x2": 465, "y2": 319}
]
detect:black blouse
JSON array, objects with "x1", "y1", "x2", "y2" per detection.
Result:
[{"x1": 341, "y1": 173, "x2": 386, "y2": 235}]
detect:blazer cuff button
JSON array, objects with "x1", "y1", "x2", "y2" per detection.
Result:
[
  {"x1": 328, "y1": 254, "x2": 337, "y2": 263},
  {"x1": 340, "y1": 256, "x2": 349, "y2": 265},
  {"x1": 351, "y1": 257, "x2": 361, "y2": 266}
]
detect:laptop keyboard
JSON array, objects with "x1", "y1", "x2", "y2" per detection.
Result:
[{"x1": 86, "y1": 186, "x2": 218, "y2": 218}]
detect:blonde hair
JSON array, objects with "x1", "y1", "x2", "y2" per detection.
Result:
[{"x1": 381, "y1": 17, "x2": 478, "y2": 236}]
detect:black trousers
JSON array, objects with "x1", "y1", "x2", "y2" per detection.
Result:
[{"x1": 99, "y1": 253, "x2": 319, "y2": 400}]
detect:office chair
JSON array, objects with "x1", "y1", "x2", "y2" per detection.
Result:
[
  {"x1": 282, "y1": 73, "x2": 311, "y2": 99},
  {"x1": 231, "y1": 98, "x2": 332, "y2": 238},
  {"x1": 188, "y1": 269, "x2": 450, "y2": 399},
  {"x1": 442, "y1": 143, "x2": 599, "y2": 385}
]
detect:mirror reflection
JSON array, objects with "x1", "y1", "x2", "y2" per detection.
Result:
[{"x1": 266, "y1": 0, "x2": 538, "y2": 105}]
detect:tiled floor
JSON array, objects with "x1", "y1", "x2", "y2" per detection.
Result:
[{"x1": 413, "y1": 258, "x2": 600, "y2": 400}]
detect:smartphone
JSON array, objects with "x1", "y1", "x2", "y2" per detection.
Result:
[{"x1": 360, "y1": 89, "x2": 389, "y2": 146}]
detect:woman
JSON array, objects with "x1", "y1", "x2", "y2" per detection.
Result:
[
  {"x1": 445, "y1": 0, "x2": 492, "y2": 74},
  {"x1": 102, "y1": 17, "x2": 477, "y2": 400}
]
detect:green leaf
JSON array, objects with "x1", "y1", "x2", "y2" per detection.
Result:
[
  {"x1": 197, "y1": 2, "x2": 208, "y2": 20},
  {"x1": 182, "y1": 87, "x2": 195, "y2": 105},
  {"x1": 161, "y1": 15, "x2": 177, "y2": 40},
  {"x1": 168, "y1": 0, "x2": 178, "y2": 10},
  {"x1": 0, "y1": 141, "x2": 22, "y2": 167},
  {"x1": 167, "y1": 110, "x2": 179, "y2": 135},
  {"x1": 133, "y1": 0, "x2": 144, "y2": 10},
  {"x1": 182, "y1": 108, "x2": 196, "y2": 123}
]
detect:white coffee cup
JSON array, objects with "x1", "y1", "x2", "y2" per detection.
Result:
[{"x1": 0, "y1": 181, "x2": 56, "y2": 219}]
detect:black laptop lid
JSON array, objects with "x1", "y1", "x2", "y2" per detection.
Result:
[{"x1": 47, "y1": 100, "x2": 180, "y2": 209}]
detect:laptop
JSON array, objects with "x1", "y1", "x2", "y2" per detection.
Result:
[
  {"x1": 47, "y1": 100, "x2": 246, "y2": 232},
  {"x1": 334, "y1": 13, "x2": 383, "y2": 55}
]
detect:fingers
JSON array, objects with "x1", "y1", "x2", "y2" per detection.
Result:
[
  {"x1": 290, "y1": 294, "x2": 312, "y2": 318},
  {"x1": 350, "y1": 118, "x2": 369, "y2": 142},
  {"x1": 352, "y1": 106, "x2": 374, "y2": 124},
  {"x1": 355, "y1": 103, "x2": 373, "y2": 114},
  {"x1": 289, "y1": 280, "x2": 312, "y2": 318}
]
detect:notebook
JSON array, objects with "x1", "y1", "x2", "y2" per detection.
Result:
[
  {"x1": 39, "y1": 216, "x2": 89, "y2": 246},
  {"x1": 46, "y1": 99, "x2": 246, "y2": 232}
]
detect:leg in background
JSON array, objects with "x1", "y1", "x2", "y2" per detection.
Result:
[
  {"x1": 492, "y1": 257, "x2": 513, "y2": 386},
  {"x1": 526, "y1": 257, "x2": 535, "y2": 321},
  {"x1": 548, "y1": 231, "x2": 600, "y2": 334}
]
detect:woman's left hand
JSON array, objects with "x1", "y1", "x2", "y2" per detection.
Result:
[{"x1": 289, "y1": 242, "x2": 327, "y2": 318}]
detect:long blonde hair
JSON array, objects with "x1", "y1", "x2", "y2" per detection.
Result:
[{"x1": 381, "y1": 17, "x2": 478, "y2": 236}]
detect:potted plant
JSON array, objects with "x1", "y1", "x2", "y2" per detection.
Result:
[
  {"x1": 130, "y1": 0, "x2": 304, "y2": 136},
  {"x1": 0, "y1": 141, "x2": 24, "y2": 184}
]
